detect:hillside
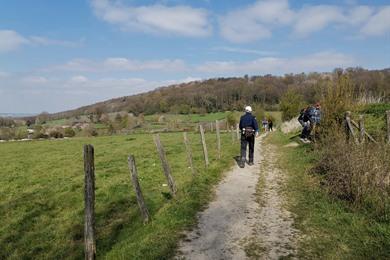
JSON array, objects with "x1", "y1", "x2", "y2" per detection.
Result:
[{"x1": 45, "y1": 67, "x2": 389, "y2": 121}]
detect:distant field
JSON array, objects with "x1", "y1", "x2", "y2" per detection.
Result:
[{"x1": 0, "y1": 132, "x2": 237, "y2": 259}]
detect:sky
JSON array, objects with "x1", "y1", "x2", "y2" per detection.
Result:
[{"x1": 0, "y1": 0, "x2": 389, "y2": 113}]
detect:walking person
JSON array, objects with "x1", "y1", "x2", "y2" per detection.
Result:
[
  {"x1": 262, "y1": 118, "x2": 268, "y2": 132},
  {"x1": 239, "y1": 106, "x2": 259, "y2": 168},
  {"x1": 268, "y1": 119, "x2": 273, "y2": 132}
]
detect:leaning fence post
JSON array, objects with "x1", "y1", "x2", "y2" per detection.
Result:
[
  {"x1": 216, "y1": 120, "x2": 221, "y2": 160},
  {"x1": 153, "y1": 134, "x2": 177, "y2": 195},
  {"x1": 199, "y1": 124, "x2": 209, "y2": 167},
  {"x1": 183, "y1": 132, "x2": 196, "y2": 175},
  {"x1": 387, "y1": 110, "x2": 390, "y2": 144},
  {"x1": 128, "y1": 155, "x2": 150, "y2": 223},
  {"x1": 358, "y1": 115, "x2": 365, "y2": 144},
  {"x1": 345, "y1": 111, "x2": 358, "y2": 144},
  {"x1": 83, "y1": 144, "x2": 96, "y2": 260}
]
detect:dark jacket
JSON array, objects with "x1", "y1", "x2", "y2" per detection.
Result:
[{"x1": 239, "y1": 113, "x2": 259, "y2": 133}]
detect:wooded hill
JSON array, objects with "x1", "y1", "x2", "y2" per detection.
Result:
[{"x1": 45, "y1": 67, "x2": 389, "y2": 120}]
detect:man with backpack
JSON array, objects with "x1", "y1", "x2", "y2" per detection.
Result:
[
  {"x1": 298, "y1": 107, "x2": 311, "y2": 141},
  {"x1": 239, "y1": 106, "x2": 259, "y2": 168}
]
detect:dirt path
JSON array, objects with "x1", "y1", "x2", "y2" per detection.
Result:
[{"x1": 176, "y1": 133, "x2": 299, "y2": 259}]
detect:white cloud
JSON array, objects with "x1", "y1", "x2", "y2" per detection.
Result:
[
  {"x1": 29, "y1": 36, "x2": 83, "y2": 47},
  {"x1": 219, "y1": 0, "x2": 293, "y2": 43},
  {"x1": 361, "y1": 6, "x2": 390, "y2": 36},
  {"x1": 0, "y1": 30, "x2": 29, "y2": 53},
  {"x1": 197, "y1": 51, "x2": 355, "y2": 74},
  {"x1": 212, "y1": 46, "x2": 277, "y2": 56},
  {"x1": 22, "y1": 76, "x2": 49, "y2": 84},
  {"x1": 219, "y1": 1, "x2": 390, "y2": 42},
  {"x1": 0, "y1": 30, "x2": 82, "y2": 53},
  {"x1": 347, "y1": 6, "x2": 374, "y2": 26},
  {"x1": 293, "y1": 5, "x2": 344, "y2": 36},
  {"x1": 70, "y1": 75, "x2": 89, "y2": 83},
  {"x1": 43, "y1": 57, "x2": 188, "y2": 72},
  {"x1": 91, "y1": 0, "x2": 211, "y2": 37}
]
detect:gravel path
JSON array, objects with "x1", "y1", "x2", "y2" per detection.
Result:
[{"x1": 176, "y1": 133, "x2": 298, "y2": 260}]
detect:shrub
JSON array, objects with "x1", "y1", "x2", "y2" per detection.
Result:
[
  {"x1": 253, "y1": 105, "x2": 265, "y2": 122},
  {"x1": 15, "y1": 128, "x2": 28, "y2": 140},
  {"x1": 49, "y1": 130, "x2": 64, "y2": 139},
  {"x1": 64, "y1": 127, "x2": 75, "y2": 137},
  {"x1": 226, "y1": 112, "x2": 237, "y2": 128},
  {"x1": 314, "y1": 132, "x2": 390, "y2": 220},
  {"x1": 0, "y1": 128, "x2": 15, "y2": 140},
  {"x1": 83, "y1": 126, "x2": 98, "y2": 137},
  {"x1": 32, "y1": 125, "x2": 48, "y2": 139},
  {"x1": 280, "y1": 89, "x2": 304, "y2": 121}
]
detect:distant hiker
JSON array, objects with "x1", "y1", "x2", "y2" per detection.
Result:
[
  {"x1": 309, "y1": 103, "x2": 321, "y2": 140},
  {"x1": 262, "y1": 118, "x2": 268, "y2": 131},
  {"x1": 298, "y1": 107, "x2": 311, "y2": 142},
  {"x1": 239, "y1": 106, "x2": 259, "y2": 167},
  {"x1": 268, "y1": 119, "x2": 273, "y2": 132}
]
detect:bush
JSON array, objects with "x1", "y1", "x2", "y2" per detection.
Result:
[
  {"x1": 49, "y1": 130, "x2": 64, "y2": 139},
  {"x1": 15, "y1": 128, "x2": 28, "y2": 140},
  {"x1": 83, "y1": 126, "x2": 98, "y2": 137},
  {"x1": 0, "y1": 128, "x2": 15, "y2": 140},
  {"x1": 314, "y1": 132, "x2": 390, "y2": 220},
  {"x1": 280, "y1": 89, "x2": 304, "y2": 121},
  {"x1": 32, "y1": 125, "x2": 48, "y2": 139},
  {"x1": 226, "y1": 112, "x2": 237, "y2": 128},
  {"x1": 253, "y1": 105, "x2": 265, "y2": 122},
  {"x1": 313, "y1": 72, "x2": 390, "y2": 221},
  {"x1": 64, "y1": 127, "x2": 75, "y2": 137}
]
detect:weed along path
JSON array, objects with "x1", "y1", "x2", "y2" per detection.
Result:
[{"x1": 176, "y1": 133, "x2": 299, "y2": 259}]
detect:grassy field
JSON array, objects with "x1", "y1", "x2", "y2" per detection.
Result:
[
  {"x1": 268, "y1": 131, "x2": 390, "y2": 259},
  {"x1": 0, "y1": 131, "x2": 237, "y2": 259}
]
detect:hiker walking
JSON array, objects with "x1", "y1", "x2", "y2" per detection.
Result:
[
  {"x1": 239, "y1": 106, "x2": 259, "y2": 167},
  {"x1": 268, "y1": 119, "x2": 273, "y2": 131},
  {"x1": 262, "y1": 118, "x2": 268, "y2": 131}
]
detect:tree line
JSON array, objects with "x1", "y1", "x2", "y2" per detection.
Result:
[{"x1": 12, "y1": 67, "x2": 390, "y2": 123}]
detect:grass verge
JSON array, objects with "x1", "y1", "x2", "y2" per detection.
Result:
[
  {"x1": 0, "y1": 132, "x2": 237, "y2": 259},
  {"x1": 268, "y1": 131, "x2": 390, "y2": 259}
]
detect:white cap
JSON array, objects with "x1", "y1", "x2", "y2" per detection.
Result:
[{"x1": 245, "y1": 106, "x2": 252, "y2": 113}]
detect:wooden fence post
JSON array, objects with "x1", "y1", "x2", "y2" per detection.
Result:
[
  {"x1": 128, "y1": 155, "x2": 150, "y2": 223},
  {"x1": 236, "y1": 123, "x2": 240, "y2": 140},
  {"x1": 210, "y1": 122, "x2": 214, "y2": 133},
  {"x1": 345, "y1": 111, "x2": 358, "y2": 144},
  {"x1": 83, "y1": 144, "x2": 96, "y2": 260},
  {"x1": 153, "y1": 134, "x2": 177, "y2": 195},
  {"x1": 216, "y1": 120, "x2": 221, "y2": 160},
  {"x1": 183, "y1": 132, "x2": 196, "y2": 175},
  {"x1": 199, "y1": 124, "x2": 209, "y2": 167},
  {"x1": 387, "y1": 110, "x2": 390, "y2": 144},
  {"x1": 358, "y1": 115, "x2": 365, "y2": 144}
]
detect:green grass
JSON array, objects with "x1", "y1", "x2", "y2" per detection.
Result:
[
  {"x1": 0, "y1": 132, "x2": 237, "y2": 259},
  {"x1": 268, "y1": 131, "x2": 390, "y2": 259}
]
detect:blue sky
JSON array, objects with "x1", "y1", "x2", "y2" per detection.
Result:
[{"x1": 0, "y1": 0, "x2": 389, "y2": 113}]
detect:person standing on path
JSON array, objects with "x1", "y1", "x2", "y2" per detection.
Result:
[
  {"x1": 239, "y1": 106, "x2": 259, "y2": 168},
  {"x1": 268, "y1": 119, "x2": 273, "y2": 131}
]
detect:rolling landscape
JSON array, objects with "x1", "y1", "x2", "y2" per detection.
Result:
[{"x1": 1, "y1": 0, "x2": 389, "y2": 259}]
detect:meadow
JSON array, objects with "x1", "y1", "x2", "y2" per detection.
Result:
[{"x1": 0, "y1": 131, "x2": 237, "y2": 259}]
